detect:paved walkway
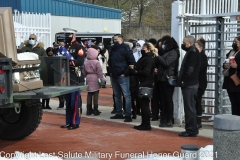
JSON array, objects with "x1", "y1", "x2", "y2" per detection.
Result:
[{"x1": 45, "y1": 99, "x2": 213, "y2": 138}]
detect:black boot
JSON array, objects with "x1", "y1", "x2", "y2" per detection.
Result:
[
  {"x1": 132, "y1": 110, "x2": 137, "y2": 119},
  {"x1": 134, "y1": 112, "x2": 151, "y2": 130},
  {"x1": 134, "y1": 113, "x2": 144, "y2": 129},
  {"x1": 197, "y1": 116, "x2": 202, "y2": 129},
  {"x1": 45, "y1": 99, "x2": 52, "y2": 109},
  {"x1": 94, "y1": 104, "x2": 100, "y2": 116},
  {"x1": 86, "y1": 104, "x2": 92, "y2": 115},
  {"x1": 42, "y1": 99, "x2": 46, "y2": 109},
  {"x1": 57, "y1": 96, "x2": 64, "y2": 109}
]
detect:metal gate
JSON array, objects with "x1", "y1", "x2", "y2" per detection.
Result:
[
  {"x1": 13, "y1": 10, "x2": 51, "y2": 49},
  {"x1": 171, "y1": 0, "x2": 239, "y2": 125},
  {"x1": 183, "y1": 15, "x2": 239, "y2": 116}
]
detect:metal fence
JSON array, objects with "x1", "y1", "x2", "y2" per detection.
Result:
[{"x1": 13, "y1": 11, "x2": 51, "y2": 49}]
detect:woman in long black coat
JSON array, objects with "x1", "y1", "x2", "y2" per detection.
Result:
[
  {"x1": 155, "y1": 37, "x2": 180, "y2": 127},
  {"x1": 130, "y1": 42, "x2": 155, "y2": 130},
  {"x1": 223, "y1": 36, "x2": 240, "y2": 116}
]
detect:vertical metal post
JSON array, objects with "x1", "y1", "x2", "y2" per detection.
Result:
[{"x1": 215, "y1": 17, "x2": 224, "y2": 115}]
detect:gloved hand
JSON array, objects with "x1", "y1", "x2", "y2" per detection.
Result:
[{"x1": 129, "y1": 68, "x2": 137, "y2": 75}]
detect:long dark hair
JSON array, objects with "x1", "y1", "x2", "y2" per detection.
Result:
[
  {"x1": 46, "y1": 47, "x2": 54, "y2": 56},
  {"x1": 91, "y1": 45, "x2": 106, "y2": 63}
]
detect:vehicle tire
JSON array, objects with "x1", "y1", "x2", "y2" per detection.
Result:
[{"x1": 0, "y1": 99, "x2": 42, "y2": 140}]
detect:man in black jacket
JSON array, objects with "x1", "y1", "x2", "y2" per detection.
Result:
[
  {"x1": 179, "y1": 36, "x2": 201, "y2": 137},
  {"x1": 109, "y1": 34, "x2": 136, "y2": 122}
]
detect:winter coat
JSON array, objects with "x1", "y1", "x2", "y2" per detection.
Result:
[
  {"x1": 20, "y1": 40, "x2": 47, "y2": 56},
  {"x1": 135, "y1": 52, "x2": 155, "y2": 88},
  {"x1": 83, "y1": 48, "x2": 106, "y2": 92},
  {"x1": 155, "y1": 49, "x2": 180, "y2": 82},
  {"x1": 102, "y1": 49, "x2": 109, "y2": 74},
  {"x1": 222, "y1": 49, "x2": 240, "y2": 92},
  {"x1": 108, "y1": 43, "x2": 135, "y2": 78},
  {"x1": 199, "y1": 50, "x2": 208, "y2": 90},
  {"x1": 179, "y1": 45, "x2": 201, "y2": 87}
]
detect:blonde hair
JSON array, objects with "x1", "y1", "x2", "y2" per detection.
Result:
[
  {"x1": 153, "y1": 48, "x2": 158, "y2": 56},
  {"x1": 144, "y1": 42, "x2": 155, "y2": 52}
]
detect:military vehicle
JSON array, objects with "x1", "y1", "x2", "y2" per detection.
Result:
[{"x1": 0, "y1": 8, "x2": 86, "y2": 140}]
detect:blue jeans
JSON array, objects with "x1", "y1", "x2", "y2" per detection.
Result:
[{"x1": 111, "y1": 76, "x2": 132, "y2": 117}]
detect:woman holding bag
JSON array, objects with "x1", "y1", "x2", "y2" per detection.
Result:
[
  {"x1": 223, "y1": 36, "x2": 240, "y2": 116},
  {"x1": 129, "y1": 42, "x2": 155, "y2": 130}
]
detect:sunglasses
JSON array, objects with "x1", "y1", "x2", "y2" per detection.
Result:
[{"x1": 29, "y1": 38, "x2": 35, "y2": 40}]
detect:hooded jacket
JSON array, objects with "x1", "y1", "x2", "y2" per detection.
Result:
[
  {"x1": 83, "y1": 48, "x2": 106, "y2": 92},
  {"x1": 133, "y1": 40, "x2": 145, "y2": 62},
  {"x1": 20, "y1": 40, "x2": 47, "y2": 56}
]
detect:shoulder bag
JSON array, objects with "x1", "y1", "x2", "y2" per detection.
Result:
[
  {"x1": 230, "y1": 71, "x2": 240, "y2": 86},
  {"x1": 166, "y1": 75, "x2": 178, "y2": 86},
  {"x1": 138, "y1": 87, "x2": 153, "y2": 99}
]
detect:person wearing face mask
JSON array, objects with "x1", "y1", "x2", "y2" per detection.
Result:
[
  {"x1": 20, "y1": 34, "x2": 47, "y2": 56},
  {"x1": 133, "y1": 40, "x2": 145, "y2": 62},
  {"x1": 178, "y1": 35, "x2": 201, "y2": 137},
  {"x1": 129, "y1": 42, "x2": 155, "y2": 130},
  {"x1": 98, "y1": 42, "x2": 109, "y2": 85},
  {"x1": 155, "y1": 37, "x2": 180, "y2": 127},
  {"x1": 108, "y1": 34, "x2": 136, "y2": 122},
  {"x1": 222, "y1": 36, "x2": 240, "y2": 116}
]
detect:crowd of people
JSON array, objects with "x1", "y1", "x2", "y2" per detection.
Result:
[{"x1": 19, "y1": 32, "x2": 240, "y2": 136}]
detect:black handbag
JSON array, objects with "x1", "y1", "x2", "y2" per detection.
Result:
[
  {"x1": 138, "y1": 87, "x2": 153, "y2": 98},
  {"x1": 167, "y1": 75, "x2": 178, "y2": 86}
]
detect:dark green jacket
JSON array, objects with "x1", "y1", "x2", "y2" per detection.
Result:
[{"x1": 20, "y1": 42, "x2": 47, "y2": 56}]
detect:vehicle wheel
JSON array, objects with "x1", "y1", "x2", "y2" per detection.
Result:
[{"x1": 0, "y1": 100, "x2": 42, "y2": 140}]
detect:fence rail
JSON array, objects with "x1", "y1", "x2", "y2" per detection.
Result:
[{"x1": 13, "y1": 11, "x2": 51, "y2": 49}]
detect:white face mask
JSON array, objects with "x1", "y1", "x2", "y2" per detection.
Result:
[
  {"x1": 29, "y1": 40, "x2": 35, "y2": 45},
  {"x1": 99, "y1": 46, "x2": 103, "y2": 49},
  {"x1": 162, "y1": 44, "x2": 166, "y2": 50},
  {"x1": 137, "y1": 48, "x2": 141, "y2": 52}
]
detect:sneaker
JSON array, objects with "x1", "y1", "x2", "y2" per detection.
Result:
[
  {"x1": 124, "y1": 116, "x2": 132, "y2": 122},
  {"x1": 159, "y1": 121, "x2": 173, "y2": 127},
  {"x1": 110, "y1": 114, "x2": 124, "y2": 119},
  {"x1": 57, "y1": 107, "x2": 65, "y2": 110}
]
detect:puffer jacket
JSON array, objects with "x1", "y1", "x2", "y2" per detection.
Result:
[
  {"x1": 20, "y1": 40, "x2": 47, "y2": 56},
  {"x1": 155, "y1": 49, "x2": 180, "y2": 81},
  {"x1": 83, "y1": 48, "x2": 106, "y2": 92}
]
